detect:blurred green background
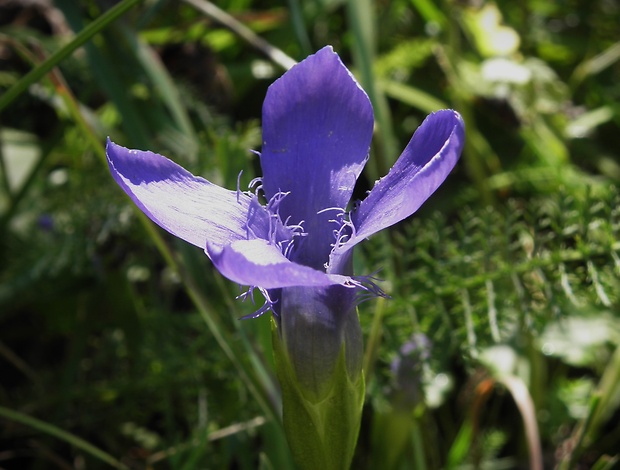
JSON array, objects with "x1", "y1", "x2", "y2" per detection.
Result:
[{"x1": 1, "y1": 0, "x2": 619, "y2": 468}]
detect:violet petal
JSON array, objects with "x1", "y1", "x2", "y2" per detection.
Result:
[
  {"x1": 333, "y1": 110, "x2": 464, "y2": 264},
  {"x1": 106, "y1": 139, "x2": 251, "y2": 250},
  {"x1": 207, "y1": 238, "x2": 351, "y2": 289},
  {"x1": 260, "y1": 46, "x2": 374, "y2": 269}
]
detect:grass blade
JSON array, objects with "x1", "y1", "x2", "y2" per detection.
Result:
[
  {"x1": 0, "y1": 406, "x2": 128, "y2": 469},
  {"x1": 0, "y1": 0, "x2": 143, "y2": 113}
]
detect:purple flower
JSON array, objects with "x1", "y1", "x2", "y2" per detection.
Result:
[
  {"x1": 106, "y1": 46, "x2": 464, "y2": 398},
  {"x1": 390, "y1": 334, "x2": 432, "y2": 410}
]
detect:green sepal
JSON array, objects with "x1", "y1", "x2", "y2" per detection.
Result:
[{"x1": 272, "y1": 318, "x2": 365, "y2": 470}]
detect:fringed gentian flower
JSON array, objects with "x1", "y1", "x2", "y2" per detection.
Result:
[{"x1": 106, "y1": 46, "x2": 464, "y2": 469}]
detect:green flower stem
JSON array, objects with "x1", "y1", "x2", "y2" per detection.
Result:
[
  {"x1": 273, "y1": 320, "x2": 365, "y2": 470},
  {"x1": 370, "y1": 409, "x2": 413, "y2": 470}
]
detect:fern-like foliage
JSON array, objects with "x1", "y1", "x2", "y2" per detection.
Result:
[{"x1": 361, "y1": 187, "x2": 620, "y2": 354}]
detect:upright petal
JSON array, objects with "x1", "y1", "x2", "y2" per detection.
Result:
[
  {"x1": 106, "y1": 139, "x2": 251, "y2": 250},
  {"x1": 260, "y1": 46, "x2": 374, "y2": 269},
  {"x1": 332, "y1": 110, "x2": 464, "y2": 264}
]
